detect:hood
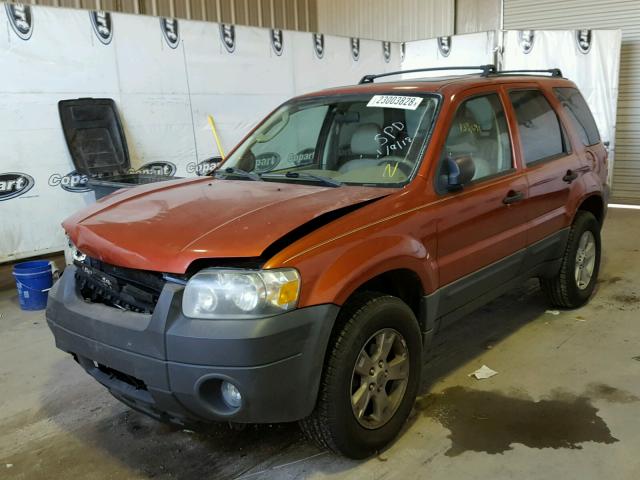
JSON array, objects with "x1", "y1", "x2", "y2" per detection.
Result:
[{"x1": 64, "y1": 177, "x2": 388, "y2": 273}]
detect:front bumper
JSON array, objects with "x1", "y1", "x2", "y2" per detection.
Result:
[{"x1": 46, "y1": 266, "x2": 338, "y2": 424}]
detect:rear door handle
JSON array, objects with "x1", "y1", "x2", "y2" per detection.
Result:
[
  {"x1": 503, "y1": 190, "x2": 524, "y2": 205},
  {"x1": 563, "y1": 169, "x2": 579, "y2": 183}
]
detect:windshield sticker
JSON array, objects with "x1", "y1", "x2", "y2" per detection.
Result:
[{"x1": 367, "y1": 95, "x2": 423, "y2": 111}]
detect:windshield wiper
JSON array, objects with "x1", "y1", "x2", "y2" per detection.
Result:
[
  {"x1": 262, "y1": 171, "x2": 342, "y2": 188},
  {"x1": 215, "y1": 167, "x2": 263, "y2": 182}
]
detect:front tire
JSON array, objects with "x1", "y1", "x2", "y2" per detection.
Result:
[
  {"x1": 541, "y1": 211, "x2": 601, "y2": 308},
  {"x1": 300, "y1": 293, "x2": 422, "y2": 459}
]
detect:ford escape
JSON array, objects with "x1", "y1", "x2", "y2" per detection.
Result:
[{"x1": 47, "y1": 65, "x2": 608, "y2": 458}]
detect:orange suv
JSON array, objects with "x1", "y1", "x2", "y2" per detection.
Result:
[{"x1": 47, "y1": 65, "x2": 608, "y2": 458}]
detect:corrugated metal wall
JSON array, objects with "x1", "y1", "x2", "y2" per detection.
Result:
[
  {"x1": 455, "y1": 0, "x2": 500, "y2": 34},
  {"x1": 16, "y1": 0, "x2": 318, "y2": 31},
  {"x1": 504, "y1": 0, "x2": 640, "y2": 202},
  {"x1": 316, "y1": 0, "x2": 454, "y2": 42}
]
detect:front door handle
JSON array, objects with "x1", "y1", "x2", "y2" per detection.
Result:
[
  {"x1": 503, "y1": 190, "x2": 524, "y2": 205},
  {"x1": 563, "y1": 169, "x2": 579, "y2": 183}
]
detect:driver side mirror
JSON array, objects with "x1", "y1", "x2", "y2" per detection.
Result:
[{"x1": 444, "y1": 154, "x2": 475, "y2": 191}]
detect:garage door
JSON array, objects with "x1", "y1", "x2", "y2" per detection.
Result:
[{"x1": 504, "y1": 0, "x2": 640, "y2": 202}]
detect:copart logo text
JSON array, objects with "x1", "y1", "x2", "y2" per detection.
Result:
[
  {"x1": 137, "y1": 161, "x2": 177, "y2": 176},
  {"x1": 0, "y1": 172, "x2": 35, "y2": 201},
  {"x1": 49, "y1": 171, "x2": 91, "y2": 193},
  {"x1": 187, "y1": 158, "x2": 220, "y2": 176}
]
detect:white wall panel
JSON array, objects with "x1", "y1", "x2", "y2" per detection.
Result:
[
  {"x1": 0, "y1": 3, "x2": 400, "y2": 262},
  {"x1": 402, "y1": 29, "x2": 621, "y2": 202},
  {"x1": 0, "y1": 7, "x2": 120, "y2": 261},
  {"x1": 316, "y1": 0, "x2": 454, "y2": 42},
  {"x1": 402, "y1": 31, "x2": 496, "y2": 76},
  {"x1": 504, "y1": 0, "x2": 640, "y2": 201},
  {"x1": 0, "y1": 9, "x2": 120, "y2": 94},
  {"x1": 502, "y1": 29, "x2": 621, "y2": 185}
]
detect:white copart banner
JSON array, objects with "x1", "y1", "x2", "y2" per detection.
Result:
[
  {"x1": 502, "y1": 29, "x2": 622, "y2": 183},
  {"x1": 401, "y1": 31, "x2": 496, "y2": 79},
  {"x1": 400, "y1": 30, "x2": 622, "y2": 186},
  {"x1": 0, "y1": 7, "x2": 110, "y2": 261},
  {"x1": 0, "y1": 3, "x2": 400, "y2": 262}
]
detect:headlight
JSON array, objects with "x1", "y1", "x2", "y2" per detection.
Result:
[
  {"x1": 64, "y1": 234, "x2": 86, "y2": 265},
  {"x1": 182, "y1": 268, "x2": 300, "y2": 319}
]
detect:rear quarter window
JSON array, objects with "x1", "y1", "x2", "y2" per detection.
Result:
[
  {"x1": 553, "y1": 87, "x2": 601, "y2": 146},
  {"x1": 509, "y1": 90, "x2": 568, "y2": 164}
]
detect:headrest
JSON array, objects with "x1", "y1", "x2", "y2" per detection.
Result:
[{"x1": 351, "y1": 123, "x2": 382, "y2": 156}]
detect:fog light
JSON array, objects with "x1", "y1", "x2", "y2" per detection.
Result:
[{"x1": 221, "y1": 381, "x2": 242, "y2": 408}]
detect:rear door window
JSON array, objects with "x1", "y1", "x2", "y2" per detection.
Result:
[
  {"x1": 509, "y1": 90, "x2": 568, "y2": 164},
  {"x1": 553, "y1": 87, "x2": 601, "y2": 146}
]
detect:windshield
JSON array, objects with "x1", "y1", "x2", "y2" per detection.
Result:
[{"x1": 220, "y1": 93, "x2": 440, "y2": 187}]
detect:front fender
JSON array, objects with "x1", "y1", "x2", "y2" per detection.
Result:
[
  {"x1": 278, "y1": 233, "x2": 438, "y2": 307},
  {"x1": 263, "y1": 182, "x2": 440, "y2": 308}
]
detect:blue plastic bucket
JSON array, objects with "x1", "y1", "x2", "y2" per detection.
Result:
[{"x1": 12, "y1": 260, "x2": 53, "y2": 311}]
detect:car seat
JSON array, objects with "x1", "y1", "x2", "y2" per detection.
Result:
[
  {"x1": 339, "y1": 123, "x2": 382, "y2": 173},
  {"x1": 445, "y1": 107, "x2": 494, "y2": 180}
]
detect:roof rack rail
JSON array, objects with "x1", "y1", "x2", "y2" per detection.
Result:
[
  {"x1": 495, "y1": 68, "x2": 563, "y2": 78},
  {"x1": 358, "y1": 64, "x2": 497, "y2": 84}
]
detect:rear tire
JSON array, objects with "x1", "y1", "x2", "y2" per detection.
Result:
[
  {"x1": 540, "y1": 211, "x2": 601, "y2": 308},
  {"x1": 299, "y1": 292, "x2": 422, "y2": 459}
]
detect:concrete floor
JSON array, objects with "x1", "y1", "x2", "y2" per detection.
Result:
[{"x1": 1, "y1": 207, "x2": 640, "y2": 480}]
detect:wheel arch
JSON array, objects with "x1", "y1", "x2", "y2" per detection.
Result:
[
  {"x1": 575, "y1": 193, "x2": 604, "y2": 227},
  {"x1": 350, "y1": 269, "x2": 424, "y2": 316}
]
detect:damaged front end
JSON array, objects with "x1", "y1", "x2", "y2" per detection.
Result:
[
  {"x1": 72, "y1": 195, "x2": 383, "y2": 316},
  {"x1": 75, "y1": 257, "x2": 166, "y2": 314}
]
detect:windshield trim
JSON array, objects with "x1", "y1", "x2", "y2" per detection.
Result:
[{"x1": 214, "y1": 91, "x2": 443, "y2": 189}]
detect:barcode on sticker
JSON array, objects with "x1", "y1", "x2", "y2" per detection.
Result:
[{"x1": 367, "y1": 95, "x2": 423, "y2": 110}]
